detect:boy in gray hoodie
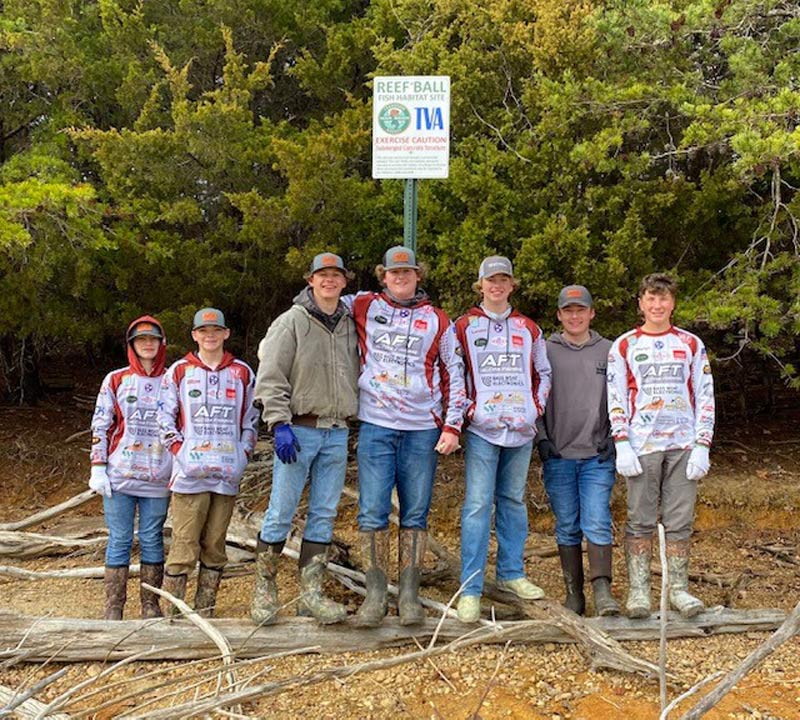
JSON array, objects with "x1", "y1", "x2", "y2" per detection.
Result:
[{"x1": 535, "y1": 285, "x2": 620, "y2": 617}]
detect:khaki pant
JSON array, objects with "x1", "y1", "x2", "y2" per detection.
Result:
[
  {"x1": 625, "y1": 449, "x2": 696, "y2": 542},
  {"x1": 166, "y1": 492, "x2": 236, "y2": 576}
]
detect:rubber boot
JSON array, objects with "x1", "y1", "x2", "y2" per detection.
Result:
[
  {"x1": 104, "y1": 566, "x2": 129, "y2": 621},
  {"x1": 625, "y1": 535, "x2": 652, "y2": 619},
  {"x1": 354, "y1": 529, "x2": 390, "y2": 627},
  {"x1": 162, "y1": 572, "x2": 188, "y2": 618},
  {"x1": 297, "y1": 541, "x2": 347, "y2": 625},
  {"x1": 666, "y1": 539, "x2": 704, "y2": 618},
  {"x1": 557, "y1": 544, "x2": 585, "y2": 615},
  {"x1": 587, "y1": 542, "x2": 620, "y2": 617},
  {"x1": 398, "y1": 528, "x2": 426, "y2": 626},
  {"x1": 140, "y1": 562, "x2": 164, "y2": 619},
  {"x1": 250, "y1": 539, "x2": 283, "y2": 626},
  {"x1": 194, "y1": 565, "x2": 223, "y2": 618}
]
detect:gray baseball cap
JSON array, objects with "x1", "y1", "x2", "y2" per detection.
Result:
[
  {"x1": 308, "y1": 252, "x2": 347, "y2": 276},
  {"x1": 127, "y1": 321, "x2": 163, "y2": 342},
  {"x1": 192, "y1": 307, "x2": 227, "y2": 329},
  {"x1": 558, "y1": 285, "x2": 593, "y2": 309},
  {"x1": 478, "y1": 255, "x2": 514, "y2": 280},
  {"x1": 383, "y1": 246, "x2": 419, "y2": 270}
]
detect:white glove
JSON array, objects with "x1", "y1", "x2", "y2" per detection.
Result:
[
  {"x1": 89, "y1": 465, "x2": 112, "y2": 497},
  {"x1": 686, "y1": 445, "x2": 710, "y2": 481},
  {"x1": 615, "y1": 441, "x2": 643, "y2": 478}
]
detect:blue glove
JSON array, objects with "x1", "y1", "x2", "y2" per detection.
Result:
[{"x1": 274, "y1": 423, "x2": 301, "y2": 464}]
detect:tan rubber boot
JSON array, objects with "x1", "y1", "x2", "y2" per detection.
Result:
[
  {"x1": 666, "y1": 539, "x2": 704, "y2": 618},
  {"x1": 354, "y1": 529, "x2": 390, "y2": 627},
  {"x1": 398, "y1": 528, "x2": 426, "y2": 626},
  {"x1": 250, "y1": 539, "x2": 283, "y2": 625},
  {"x1": 297, "y1": 543, "x2": 347, "y2": 625},
  {"x1": 625, "y1": 535, "x2": 652, "y2": 619}
]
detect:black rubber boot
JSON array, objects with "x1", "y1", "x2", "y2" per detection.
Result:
[
  {"x1": 557, "y1": 544, "x2": 586, "y2": 615},
  {"x1": 587, "y1": 542, "x2": 620, "y2": 617}
]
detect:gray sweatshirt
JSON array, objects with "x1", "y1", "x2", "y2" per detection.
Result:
[{"x1": 536, "y1": 330, "x2": 611, "y2": 459}]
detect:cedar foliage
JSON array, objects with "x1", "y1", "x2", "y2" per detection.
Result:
[{"x1": 0, "y1": 0, "x2": 798, "y2": 400}]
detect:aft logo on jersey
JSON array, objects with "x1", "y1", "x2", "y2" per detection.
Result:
[
  {"x1": 478, "y1": 352, "x2": 523, "y2": 373},
  {"x1": 372, "y1": 331, "x2": 423, "y2": 357},
  {"x1": 640, "y1": 363, "x2": 685, "y2": 385}
]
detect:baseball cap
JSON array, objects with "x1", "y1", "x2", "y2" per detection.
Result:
[
  {"x1": 383, "y1": 246, "x2": 419, "y2": 270},
  {"x1": 478, "y1": 256, "x2": 514, "y2": 280},
  {"x1": 558, "y1": 285, "x2": 593, "y2": 309},
  {"x1": 307, "y1": 252, "x2": 347, "y2": 276},
  {"x1": 127, "y1": 322, "x2": 163, "y2": 342},
  {"x1": 192, "y1": 307, "x2": 227, "y2": 330}
]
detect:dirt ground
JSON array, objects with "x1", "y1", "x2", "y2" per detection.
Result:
[{"x1": 0, "y1": 392, "x2": 799, "y2": 719}]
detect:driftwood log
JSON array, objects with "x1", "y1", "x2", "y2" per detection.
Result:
[
  {"x1": 0, "y1": 531, "x2": 106, "y2": 559},
  {"x1": 0, "y1": 608, "x2": 785, "y2": 664},
  {"x1": 0, "y1": 681, "x2": 71, "y2": 719},
  {"x1": 0, "y1": 490, "x2": 95, "y2": 532}
]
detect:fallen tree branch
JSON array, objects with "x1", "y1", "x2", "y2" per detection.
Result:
[
  {"x1": 0, "y1": 608, "x2": 784, "y2": 663},
  {"x1": 0, "y1": 671, "x2": 70, "y2": 719},
  {"x1": 0, "y1": 565, "x2": 139, "y2": 581},
  {"x1": 0, "y1": 491, "x2": 96, "y2": 532},
  {"x1": 0, "y1": 531, "x2": 106, "y2": 559},
  {"x1": 677, "y1": 600, "x2": 800, "y2": 720}
]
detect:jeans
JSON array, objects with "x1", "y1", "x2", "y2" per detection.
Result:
[
  {"x1": 460, "y1": 432, "x2": 533, "y2": 596},
  {"x1": 103, "y1": 492, "x2": 170, "y2": 567},
  {"x1": 356, "y1": 422, "x2": 440, "y2": 531},
  {"x1": 260, "y1": 426, "x2": 349, "y2": 544},
  {"x1": 542, "y1": 455, "x2": 616, "y2": 546}
]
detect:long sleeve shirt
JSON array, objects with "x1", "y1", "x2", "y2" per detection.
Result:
[
  {"x1": 158, "y1": 351, "x2": 259, "y2": 496},
  {"x1": 607, "y1": 326, "x2": 715, "y2": 456},
  {"x1": 454, "y1": 307, "x2": 551, "y2": 448}
]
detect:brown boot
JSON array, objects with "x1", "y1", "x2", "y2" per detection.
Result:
[
  {"x1": 557, "y1": 544, "x2": 585, "y2": 615},
  {"x1": 297, "y1": 541, "x2": 347, "y2": 625},
  {"x1": 587, "y1": 542, "x2": 620, "y2": 617},
  {"x1": 666, "y1": 539, "x2": 704, "y2": 618},
  {"x1": 194, "y1": 565, "x2": 223, "y2": 618},
  {"x1": 140, "y1": 563, "x2": 164, "y2": 619},
  {"x1": 104, "y1": 566, "x2": 129, "y2": 620},
  {"x1": 162, "y1": 572, "x2": 188, "y2": 618},
  {"x1": 354, "y1": 529, "x2": 390, "y2": 627},
  {"x1": 398, "y1": 528, "x2": 426, "y2": 626}
]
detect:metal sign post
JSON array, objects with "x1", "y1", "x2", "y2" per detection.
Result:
[{"x1": 372, "y1": 76, "x2": 450, "y2": 254}]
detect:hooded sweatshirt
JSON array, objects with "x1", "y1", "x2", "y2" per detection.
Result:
[
  {"x1": 454, "y1": 306, "x2": 551, "y2": 448},
  {"x1": 535, "y1": 330, "x2": 612, "y2": 459},
  {"x1": 90, "y1": 316, "x2": 172, "y2": 497},
  {"x1": 255, "y1": 287, "x2": 359, "y2": 430},
  {"x1": 158, "y1": 350, "x2": 259, "y2": 496},
  {"x1": 342, "y1": 290, "x2": 467, "y2": 432}
]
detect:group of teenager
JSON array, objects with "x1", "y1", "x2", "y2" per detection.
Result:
[{"x1": 90, "y1": 247, "x2": 715, "y2": 626}]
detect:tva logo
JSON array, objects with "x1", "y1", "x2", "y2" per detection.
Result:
[{"x1": 416, "y1": 107, "x2": 443, "y2": 130}]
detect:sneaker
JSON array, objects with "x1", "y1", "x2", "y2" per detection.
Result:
[
  {"x1": 496, "y1": 577, "x2": 545, "y2": 600},
  {"x1": 456, "y1": 595, "x2": 481, "y2": 623}
]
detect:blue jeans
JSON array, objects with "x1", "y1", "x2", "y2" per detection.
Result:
[
  {"x1": 542, "y1": 455, "x2": 616, "y2": 546},
  {"x1": 103, "y1": 492, "x2": 170, "y2": 566},
  {"x1": 260, "y1": 426, "x2": 349, "y2": 544},
  {"x1": 460, "y1": 432, "x2": 533, "y2": 596},
  {"x1": 356, "y1": 422, "x2": 440, "y2": 530}
]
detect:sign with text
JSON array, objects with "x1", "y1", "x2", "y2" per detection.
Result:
[{"x1": 372, "y1": 76, "x2": 450, "y2": 179}]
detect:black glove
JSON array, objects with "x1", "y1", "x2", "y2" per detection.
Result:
[
  {"x1": 597, "y1": 437, "x2": 616, "y2": 463},
  {"x1": 537, "y1": 439, "x2": 561, "y2": 463}
]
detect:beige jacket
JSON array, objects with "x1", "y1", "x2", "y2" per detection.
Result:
[{"x1": 255, "y1": 293, "x2": 359, "y2": 430}]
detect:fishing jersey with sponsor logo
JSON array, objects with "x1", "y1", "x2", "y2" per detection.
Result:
[
  {"x1": 454, "y1": 307, "x2": 552, "y2": 448},
  {"x1": 158, "y1": 352, "x2": 259, "y2": 496},
  {"x1": 342, "y1": 291, "x2": 467, "y2": 431},
  {"x1": 91, "y1": 369, "x2": 172, "y2": 497},
  {"x1": 607, "y1": 326, "x2": 715, "y2": 456}
]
